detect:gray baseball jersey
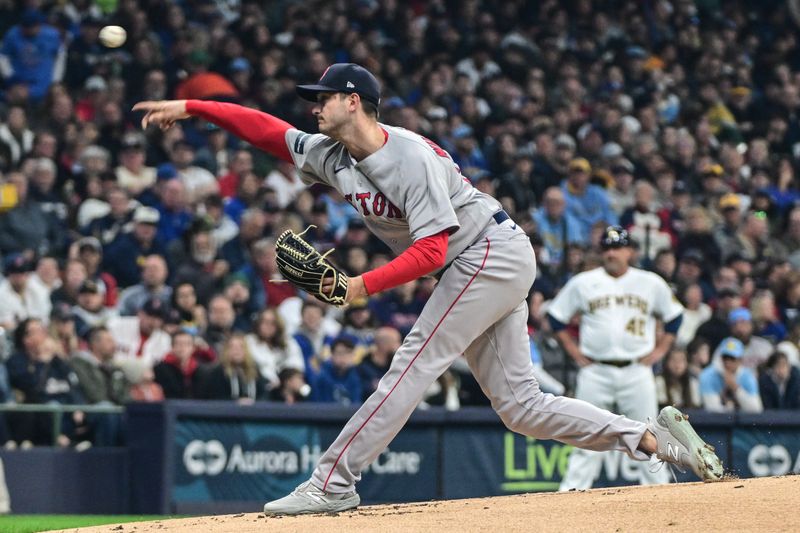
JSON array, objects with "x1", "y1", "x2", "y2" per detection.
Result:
[{"x1": 285, "y1": 125, "x2": 500, "y2": 265}]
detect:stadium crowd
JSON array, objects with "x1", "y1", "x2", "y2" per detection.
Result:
[{"x1": 0, "y1": 0, "x2": 800, "y2": 448}]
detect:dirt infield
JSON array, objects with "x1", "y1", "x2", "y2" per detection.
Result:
[{"x1": 55, "y1": 476, "x2": 796, "y2": 533}]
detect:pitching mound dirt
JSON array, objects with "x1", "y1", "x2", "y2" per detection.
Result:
[{"x1": 54, "y1": 476, "x2": 797, "y2": 533}]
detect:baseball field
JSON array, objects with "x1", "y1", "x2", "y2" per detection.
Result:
[{"x1": 42, "y1": 475, "x2": 797, "y2": 533}]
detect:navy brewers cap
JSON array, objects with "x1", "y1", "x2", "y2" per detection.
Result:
[
  {"x1": 296, "y1": 63, "x2": 381, "y2": 106},
  {"x1": 600, "y1": 225, "x2": 632, "y2": 249}
]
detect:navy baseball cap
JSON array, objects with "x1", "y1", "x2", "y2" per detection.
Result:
[
  {"x1": 600, "y1": 226, "x2": 632, "y2": 249},
  {"x1": 296, "y1": 63, "x2": 381, "y2": 106}
]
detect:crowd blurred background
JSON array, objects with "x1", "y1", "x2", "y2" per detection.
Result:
[{"x1": 0, "y1": 0, "x2": 799, "y2": 449}]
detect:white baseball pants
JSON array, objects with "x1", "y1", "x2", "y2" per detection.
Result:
[{"x1": 559, "y1": 363, "x2": 670, "y2": 490}]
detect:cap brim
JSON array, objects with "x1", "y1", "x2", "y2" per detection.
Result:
[{"x1": 296, "y1": 84, "x2": 339, "y2": 102}]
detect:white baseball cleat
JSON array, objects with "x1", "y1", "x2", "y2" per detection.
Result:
[
  {"x1": 646, "y1": 406, "x2": 724, "y2": 482},
  {"x1": 263, "y1": 480, "x2": 360, "y2": 515}
]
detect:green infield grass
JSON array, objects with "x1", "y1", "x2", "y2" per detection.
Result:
[{"x1": 0, "y1": 515, "x2": 170, "y2": 533}]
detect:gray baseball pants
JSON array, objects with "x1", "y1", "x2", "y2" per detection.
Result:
[{"x1": 311, "y1": 220, "x2": 650, "y2": 493}]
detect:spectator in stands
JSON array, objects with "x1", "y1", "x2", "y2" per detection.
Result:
[
  {"x1": 269, "y1": 368, "x2": 311, "y2": 404},
  {"x1": 561, "y1": 157, "x2": 617, "y2": 239},
  {"x1": 6, "y1": 318, "x2": 81, "y2": 446},
  {"x1": 170, "y1": 140, "x2": 218, "y2": 205},
  {"x1": 759, "y1": 351, "x2": 800, "y2": 409},
  {"x1": 29, "y1": 255, "x2": 60, "y2": 296},
  {"x1": 368, "y1": 281, "x2": 425, "y2": 338},
  {"x1": 222, "y1": 273, "x2": 254, "y2": 331},
  {"x1": 69, "y1": 327, "x2": 127, "y2": 446},
  {"x1": 677, "y1": 207, "x2": 722, "y2": 272},
  {"x1": 0, "y1": 9, "x2": 65, "y2": 101},
  {"x1": 775, "y1": 316, "x2": 800, "y2": 368},
  {"x1": 171, "y1": 217, "x2": 227, "y2": 304},
  {"x1": 0, "y1": 254, "x2": 51, "y2": 330},
  {"x1": 339, "y1": 298, "x2": 376, "y2": 356},
  {"x1": 83, "y1": 187, "x2": 135, "y2": 245},
  {"x1": 199, "y1": 333, "x2": 267, "y2": 402},
  {"x1": 114, "y1": 132, "x2": 155, "y2": 196},
  {"x1": 656, "y1": 349, "x2": 701, "y2": 410},
  {"x1": 620, "y1": 180, "x2": 672, "y2": 263},
  {"x1": 103, "y1": 206, "x2": 167, "y2": 288},
  {"x1": 26, "y1": 157, "x2": 66, "y2": 227},
  {"x1": 700, "y1": 337, "x2": 762, "y2": 413},
  {"x1": 171, "y1": 282, "x2": 205, "y2": 332},
  {"x1": 294, "y1": 300, "x2": 335, "y2": 383},
  {"x1": 313, "y1": 337, "x2": 362, "y2": 405},
  {"x1": 734, "y1": 210, "x2": 787, "y2": 264},
  {"x1": 240, "y1": 238, "x2": 297, "y2": 310},
  {"x1": 607, "y1": 159, "x2": 636, "y2": 216},
  {"x1": 50, "y1": 259, "x2": 87, "y2": 308},
  {"x1": 696, "y1": 286, "x2": 742, "y2": 352},
  {"x1": 154, "y1": 329, "x2": 215, "y2": 399},
  {"x1": 194, "y1": 124, "x2": 233, "y2": 182},
  {"x1": 676, "y1": 283, "x2": 712, "y2": 349},
  {"x1": 216, "y1": 149, "x2": 252, "y2": 199},
  {"x1": 0, "y1": 172, "x2": 60, "y2": 257},
  {"x1": 72, "y1": 279, "x2": 115, "y2": 339},
  {"x1": 205, "y1": 194, "x2": 238, "y2": 246},
  {"x1": 721, "y1": 307, "x2": 775, "y2": 370},
  {"x1": 75, "y1": 237, "x2": 118, "y2": 308},
  {"x1": 0, "y1": 105, "x2": 34, "y2": 169},
  {"x1": 750, "y1": 290, "x2": 787, "y2": 344},
  {"x1": 245, "y1": 308, "x2": 304, "y2": 390},
  {"x1": 48, "y1": 303, "x2": 79, "y2": 358},
  {"x1": 532, "y1": 187, "x2": 586, "y2": 270},
  {"x1": 107, "y1": 297, "x2": 171, "y2": 368},
  {"x1": 265, "y1": 159, "x2": 305, "y2": 209},
  {"x1": 152, "y1": 170, "x2": 193, "y2": 245},
  {"x1": 220, "y1": 208, "x2": 266, "y2": 273},
  {"x1": 713, "y1": 193, "x2": 744, "y2": 255},
  {"x1": 687, "y1": 337, "x2": 712, "y2": 378},
  {"x1": 117, "y1": 358, "x2": 164, "y2": 403},
  {"x1": 357, "y1": 326, "x2": 401, "y2": 402},
  {"x1": 203, "y1": 294, "x2": 236, "y2": 355},
  {"x1": 117, "y1": 255, "x2": 171, "y2": 316}
]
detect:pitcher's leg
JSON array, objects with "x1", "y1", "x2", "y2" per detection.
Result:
[
  {"x1": 559, "y1": 365, "x2": 616, "y2": 490},
  {"x1": 463, "y1": 302, "x2": 650, "y2": 460},
  {"x1": 616, "y1": 364, "x2": 670, "y2": 485},
  {"x1": 311, "y1": 238, "x2": 508, "y2": 493}
]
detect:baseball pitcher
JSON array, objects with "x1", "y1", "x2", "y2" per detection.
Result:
[{"x1": 134, "y1": 64, "x2": 722, "y2": 515}]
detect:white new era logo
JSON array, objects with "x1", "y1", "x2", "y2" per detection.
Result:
[{"x1": 346, "y1": 81, "x2": 355, "y2": 88}]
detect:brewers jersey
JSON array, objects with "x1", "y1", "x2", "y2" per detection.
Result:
[
  {"x1": 284, "y1": 126, "x2": 501, "y2": 267},
  {"x1": 548, "y1": 267, "x2": 683, "y2": 360}
]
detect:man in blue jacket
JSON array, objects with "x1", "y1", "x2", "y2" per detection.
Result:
[
  {"x1": 313, "y1": 337, "x2": 362, "y2": 405},
  {"x1": 0, "y1": 10, "x2": 65, "y2": 101}
]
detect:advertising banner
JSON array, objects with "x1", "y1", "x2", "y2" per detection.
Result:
[
  {"x1": 732, "y1": 427, "x2": 800, "y2": 478},
  {"x1": 172, "y1": 417, "x2": 437, "y2": 504},
  {"x1": 443, "y1": 427, "x2": 731, "y2": 498}
]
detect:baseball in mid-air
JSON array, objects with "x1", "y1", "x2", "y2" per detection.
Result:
[{"x1": 99, "y1": 25, "x2": 127, "y2": 48}]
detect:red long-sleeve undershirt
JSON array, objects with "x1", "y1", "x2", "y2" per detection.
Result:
[
  {"x1": 185, "y1": 99, "x2": 450, "y2": 295},
  {"x1": 362, "y1": 231, "x2": 449, "y2": 294}
]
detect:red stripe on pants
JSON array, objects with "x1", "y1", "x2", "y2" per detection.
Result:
[{"x1": 322, "y1": 238, "x2": 492, "y2": 490}]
